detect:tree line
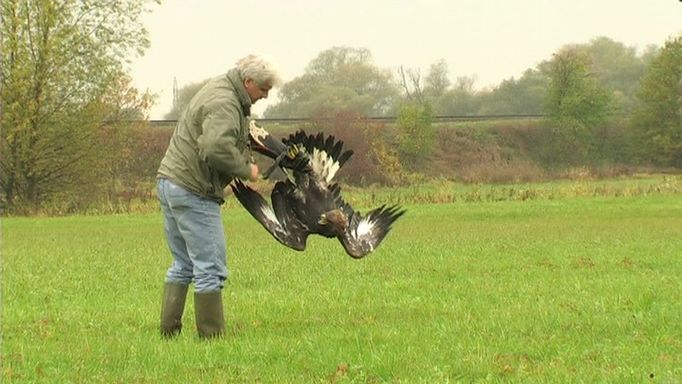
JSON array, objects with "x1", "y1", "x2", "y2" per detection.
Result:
[
  {"x1": 168, "y1": 38, "x2": 656, "y2": 119},
  {"x1": 169, "y1": 37, "x2": 681, "y2": 169}
]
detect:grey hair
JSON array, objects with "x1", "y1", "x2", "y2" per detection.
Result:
[{"x1": 235, "y1": 54, "x2": 282, "y2": 87}]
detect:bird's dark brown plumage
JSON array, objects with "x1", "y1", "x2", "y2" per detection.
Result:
[{"x1": 233, "y1": 127, "x2": 405, "y2": 258}]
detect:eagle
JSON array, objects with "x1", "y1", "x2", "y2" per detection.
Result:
[{"x1": 230, "y1": 122, "x2": 405, "y2": 258}]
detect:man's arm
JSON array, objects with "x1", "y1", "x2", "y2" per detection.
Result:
[{"x1": 197, "y1": 101, "x2": 253, "y2": 181}]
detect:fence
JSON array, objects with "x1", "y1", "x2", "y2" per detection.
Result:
[{"x1": 147, "y1": 114, "x2": 545, "y2": 128}]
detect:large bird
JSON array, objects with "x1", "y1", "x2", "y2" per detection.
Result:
[{"x1": 232, "y1": 123, "x2": 405, "y2": 258}]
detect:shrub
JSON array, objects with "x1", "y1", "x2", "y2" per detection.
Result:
[{"x1": 395, "y1": 103, "x2": 435, "y2": 169}]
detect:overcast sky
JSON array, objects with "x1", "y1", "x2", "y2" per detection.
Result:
[{"x1": 129, "y1": 0, "x2": 682, "y2": 119}]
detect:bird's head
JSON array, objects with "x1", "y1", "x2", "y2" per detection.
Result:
[{"x1": 318, "y1": 209, "x2": 348, "y2": 234}]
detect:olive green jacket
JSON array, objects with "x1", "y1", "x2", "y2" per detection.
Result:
[{"x1": 157, "y1": 68, "x2": 253, "y2": 203}]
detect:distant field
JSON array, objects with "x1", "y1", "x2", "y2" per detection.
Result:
[{"x1": 2, "y1": 191, "x2": 681, "y2": 382}]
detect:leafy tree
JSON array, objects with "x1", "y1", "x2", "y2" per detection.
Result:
[
  {"x1": 478, "y1": 69, "x2": 548, "y2": 115},
  {"x1": 577, "y1": 37, "x2": 654, "y2": 114},
  {"x1": 543, "y1": 47, "x2": 613, "y2": 164},
  {"x1": 0, "y1": 0, "x2": 155, "y2": 212},
  {"x1": 424, "y1": 59, "x2": 450, "y2": 99},
  {"x1": 163, "y1": 78, "x2": 209, "y2": 120},
  {"x1": 264, "y1": 47, "x2": 400, "y2": 117},
  {"x1": 474, "y1": 37, "x2": 650, "y2": 117},
  {"x1": 432, "y1": 75, "x2": 480, "y2": 115},
  {"x1": 632, "y1": 35, "x2": 682, "y2": 167},
  {"x1": 544, "y1": 48, "x2": 612, "y2": 126}
]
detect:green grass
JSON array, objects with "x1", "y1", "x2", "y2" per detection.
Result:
[{"x1": 2, "y1": 193, "x2": 682, "y2": 382}]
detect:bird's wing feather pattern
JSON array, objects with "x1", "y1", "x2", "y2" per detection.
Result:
[
  {"x1": 248, "y1": 120, "x2": 288, "y2": 158},
  {"x1": 230, "y1": 179, "x2": 308, "y2": 251},
  {"x1": 238, "y1": 127, "x2": 406, "y2": 259},
  {"x1": 338, "y1": 204, "x2": 406, "y2": 258},
  {"x1": 285, "y1": 130, "x2": 353, "y2": 183}
]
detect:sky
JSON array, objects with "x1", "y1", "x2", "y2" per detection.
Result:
[{"x1": 129, "y1": 0, "x2": 682, "y2": 119}]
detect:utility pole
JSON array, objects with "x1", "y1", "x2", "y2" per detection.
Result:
[{"x1": 172, "y1": 77, "x2": 178, "y2": 109}]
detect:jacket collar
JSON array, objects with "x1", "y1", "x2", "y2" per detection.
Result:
[{"x1": 226, "y1": 68, "x2": 252, "y2": 116}]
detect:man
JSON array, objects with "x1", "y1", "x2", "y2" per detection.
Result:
[{"x1": 156, "y1": 54, "x2": 281, "y2": 339}]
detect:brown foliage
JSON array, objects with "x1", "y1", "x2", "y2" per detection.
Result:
[
  {"x1": 429, "y1": 127, "x2": 544, "y2": 183},
  {"x1": 23, "y1": 114, "x2": 680, "y2": 215},
  {"x1": 41, "y1": 122, "x2": 173, "y2": 215},
  {"x1": 306, "y1": 110, "x2": 383, "y2": 185}
]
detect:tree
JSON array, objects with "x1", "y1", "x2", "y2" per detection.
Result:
[
  {"x1": 543, "y1": 47, "x2": 612, "y2": 164},
  {"x1": 397, "y1": 65, "x2": 425, "y2": 105},
  {"x1": 544, "y1": 48, "x2": 613, "y2": 128},
  {"x1": 632, "y1": 35, "x2": 682, "y2": 167},
  {"x1": 474, "y1": 37, "x2": 650, "y2": 117},
  {"x1": 576, "y1": 37, "x2": 653, "y2": 114},
  {"x1": 478, "y1": 69, "x2": 548, "y2": 115},
  {"x1": 0, "y1": 0, "x2": 156, "y2": 212},
  {"x1": 264, "y1": 47, "x2": 400, "y2": 117},
  {"x1": 433, "y1": 75, "x2": 480, "y2": 116},
  {"x1": 424, "y1": 59, "x2": 450, "y2": 99}
]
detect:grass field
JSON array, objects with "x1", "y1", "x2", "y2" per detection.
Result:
[{"x1": 2, "y1": 185, "x2": 682, "y2": 382}]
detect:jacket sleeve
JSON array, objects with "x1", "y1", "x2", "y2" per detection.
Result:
[{"x1": 196, "y1": 99, "x2": 252, "y2": 180}]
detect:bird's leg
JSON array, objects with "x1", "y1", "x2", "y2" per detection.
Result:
[
  {"x1": 281, "y1": 167, "x2": 295, "y2": 183},
  {"x1": 262, "y1": 144, "x2": 305, "y2": 180},
  {"x1": 262, "y1": 151, "x2": 288, "y2": 179},
  {"x1": 287, "y1": 144, "x2": 301, "y2": 158}
]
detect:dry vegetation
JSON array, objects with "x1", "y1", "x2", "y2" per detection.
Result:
[{"x1": 25, "y1": 116, "x2": 680, "y2": 216}]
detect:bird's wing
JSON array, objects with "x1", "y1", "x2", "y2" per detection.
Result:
[
  {"x1": 338, "y1": 204, "x2": 406, "y2": 259},
  {"x1": 285, "y1": 130, "x2": 354, "y2": 183},
  {"x1": 248, "y1": 120, "x2": 288, "y2": 159},
  {"x1": 249, "y1": 120, "x2": 312, "y2": 178},
  {"x1": 230, "y1": 179, "x2": 308, "y2": 251}
]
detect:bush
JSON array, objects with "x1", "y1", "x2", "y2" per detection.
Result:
[{"x1": 395, "y1": 103, "x2": 435, "y2": 169}]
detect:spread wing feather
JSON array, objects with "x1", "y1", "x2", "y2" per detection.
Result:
[
  {"x1": 237, "y1": 128, "x2": 406, "y2": 259},
  {"x1": 230, "y1": 180, "x2": 308, "y2": 251},
  {"x1": 285, "y1": 131, "x2": 354, "y2": 183},
  {"x1": 338, "y1": 204, "x2": 406, "y2": 258}
]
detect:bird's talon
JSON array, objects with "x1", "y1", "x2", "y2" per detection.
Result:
[{"x1": 287, "y1": 145, "x2": 300, "y2": 159}]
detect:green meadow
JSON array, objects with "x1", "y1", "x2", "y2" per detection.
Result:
[{"x1": 2, "y1": 179, "x2": 681, "y2": 383}]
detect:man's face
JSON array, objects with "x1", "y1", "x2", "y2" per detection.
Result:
[{"x1": 244, "y1": 78, "x2": 272, "y2": 104}]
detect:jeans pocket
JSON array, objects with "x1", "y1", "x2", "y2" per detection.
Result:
[{"x1": 161, "y1": 179, "x2": 194, "y2": 209}]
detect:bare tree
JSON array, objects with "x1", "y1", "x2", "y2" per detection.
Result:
[{"x1": 397, "y1": 65, "x2": 425, "y2": 104}]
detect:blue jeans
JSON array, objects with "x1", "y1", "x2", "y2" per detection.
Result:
[{"x1": 157, "y1": 178, "x2": 228, "y2": 293}]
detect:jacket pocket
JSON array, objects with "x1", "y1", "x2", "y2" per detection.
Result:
[{"x1": 197, "y1": 160, "x2": 217, "y2": 195}]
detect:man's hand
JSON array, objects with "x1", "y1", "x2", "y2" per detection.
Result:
[{"x1": 249, "y1": 163, "x2": 259, "y2": 182}]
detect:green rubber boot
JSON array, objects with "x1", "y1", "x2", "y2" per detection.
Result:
[
  {"x1": 160, "y1": 282, "x2": 188, "y2": 338},
  {"x1": 194, "y1": 291, "x2": 225, "y2": 339}
]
